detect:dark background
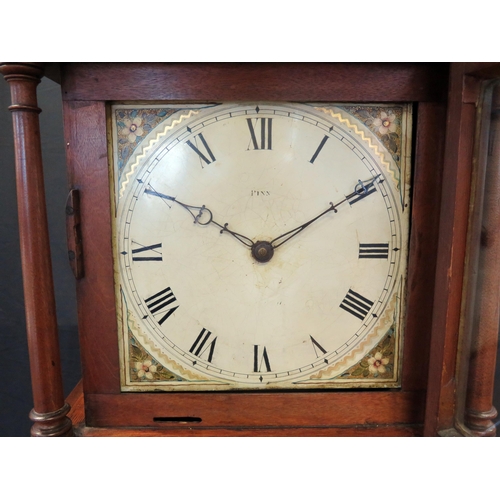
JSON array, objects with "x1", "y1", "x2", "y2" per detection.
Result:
[{"x1": 1, "y1": 75, "x2": 499, "y2": 436}]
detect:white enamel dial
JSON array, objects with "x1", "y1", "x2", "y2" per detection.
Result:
[{"x1": 115, "y1": 102, "x2": 409, "y2": 390}]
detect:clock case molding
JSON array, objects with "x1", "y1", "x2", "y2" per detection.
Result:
[{"x1": 2, "y1": 62, "x2": 499, "y2": 437}]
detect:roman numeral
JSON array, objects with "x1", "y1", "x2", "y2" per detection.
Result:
[
  {"x1": 186, "y1": 132, "x2": 216, "y2": 165},
  {"x1": 310, "y1": 336, "x2": 327, "y2": 357},
  {"x1": 145, "y1": 287, "x2": 179, "y2": 325},
  {"x1": 359, "y1": 243, "x2": 389, "y2": 259},
  {"x1": 247, "y1": 118, "x2": 272, "y2": 150},
  {"x1": 339, "y1": 289, "x2": 374, "y2": 321},
  {"x1": 189, "y1": 328, "x2": 217, "y2": 363},
  {"x1": 253, "y1": 345, "x2": 271, "y2": 372},
  {"x1": 131, "y1": 242, "x2": 162, "y2": 261},
  {"x1": 309, "y1": 135, "x2": 329, "y2": 163}
]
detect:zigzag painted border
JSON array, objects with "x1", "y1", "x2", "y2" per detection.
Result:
[
  {"x1": 126, "y1": 309, "x2": 213, "y2": 383},
  {"x1": 306, "y1": 289, "x2": 399, "y2": 384},
  {"x1": 315, "y1": 107, "x2": 400, "y2": 189},
  {"x1": 118, "y1": 109, "x2": 200, "y2": 199}
]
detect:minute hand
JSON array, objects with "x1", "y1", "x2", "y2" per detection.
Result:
[{"x1": 270, "y1": 175, "x2": 381, "y2": 249}]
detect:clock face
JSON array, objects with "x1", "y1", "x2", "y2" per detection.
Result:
[{"x1": 112, "y1": 102, "x2": 411, "y2": 391}]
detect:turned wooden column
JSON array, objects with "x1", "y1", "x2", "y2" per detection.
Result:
[
  {"x1": 0, "y1": 63, "x2": 72, "y2": 436},
  {"x1": 464, "y1": 85, "x2": 500, "y2": 436}
]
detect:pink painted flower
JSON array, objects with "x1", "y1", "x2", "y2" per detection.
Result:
[
  {"x1": 373, "y1": 112, "x2": 397, "y2": 135},
  {"x1": 368, "y1": 352, "x2": 389, "y2": 374},
  {"x1": 120, "y1": 116, "x2": 144, "y2": 143},
  {"x1": 135, "y1": 360, "x2": 157, "y2": 380}
]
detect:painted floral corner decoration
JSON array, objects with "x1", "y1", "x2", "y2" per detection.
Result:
[
  {"x1": 115, "y1": 108, "x2": 177, "y2": 176},
  {"x1": 342, "y1": 106, "x2": 403, "y2": 168},
  {"x1": 129, "y1": 333, "x2": 186, "y2": 382},
  {"x1": 339, "y1": 325, "x2": 396, "y2": 380}
]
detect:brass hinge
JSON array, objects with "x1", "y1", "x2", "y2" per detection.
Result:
[{"x1": 65, "y1": 189, "x2": 84, "y2": 279}]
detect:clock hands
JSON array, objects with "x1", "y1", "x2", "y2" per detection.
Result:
[
  {"x1": 270, "y1": 174, "x2": 382, "y2": 250},
  {"x1": 144, "y1": 186, "x2": 255, "y2": 248},
  {"x1": 145, "y1": 175, "x2": 381, "y2": 263}
]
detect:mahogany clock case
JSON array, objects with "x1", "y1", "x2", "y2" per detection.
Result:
[
  {"x1": 60, "y1": 63, "x2": 447, "y2": 435},
  {"x1": 2, "y1": 62, "x2": 500, "y2": 436}
]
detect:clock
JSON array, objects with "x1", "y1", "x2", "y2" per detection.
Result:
[
  {"x1": 113, "y1": 101, "x2": 411, "y2": 391},
  {"x1": 5, "y1": 62, "x2": 500, "y2": 437}
]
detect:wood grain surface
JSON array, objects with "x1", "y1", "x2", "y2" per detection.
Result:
[
  {"x1": 0, "y1": 63, "x2": 72, "y2": 436},
  {"x1": 423, "y1": 63, "x2": 479, "y2": 435},
  {"x1": 61, "y1": 62, "x2": 448, "y2": 103}
]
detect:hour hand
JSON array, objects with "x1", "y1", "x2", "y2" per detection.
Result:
[
  {"x1": 144, "y1": 188, "x2": 213, "y2": 225},
  {"x1": 145, "y1": 187, "x2": 255, "y2": 248}
]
